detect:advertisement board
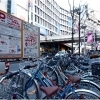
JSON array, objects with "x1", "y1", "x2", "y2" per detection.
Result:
[
  {"x1": 0, "y1": 10, "x2": 22, "y2": 58},
  {"x1": 23, "y1": 22, "x2": 40, "y2": 58}
]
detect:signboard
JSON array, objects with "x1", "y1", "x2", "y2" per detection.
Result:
[
  {"x1": 0, "y1": 10, "x2": 22, "y2": 58},
  {"x1": 23, "y1": 22, "x2": 40, "y2": 58}
]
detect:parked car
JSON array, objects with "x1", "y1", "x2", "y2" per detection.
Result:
[{"x1": 55, "y1": 51, "x2": 66, "y2": 56}]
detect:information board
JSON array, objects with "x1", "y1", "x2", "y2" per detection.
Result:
[
  {"x1": 0, "y1": 10, "x2": 22, "y2": 58},
  {"x1": 23, "y1": 22, "x2": 40, "y2": 58}
]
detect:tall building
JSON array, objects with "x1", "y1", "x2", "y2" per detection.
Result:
[
  {"x1": 60, "y1": 7, "x2": 72, "y2": 35},
  {"x1": 0, "y1": 0, "x2": 73, "y2": 36},
  {"x1": 0, "y1": 0, "x2": 7, "y2": 12},
  {"x1": 0, "y1": 0, "x2": 100, "y2": 37},
  {"x1": 34, "y1": 0, "x2": 61, "y2": 36}
]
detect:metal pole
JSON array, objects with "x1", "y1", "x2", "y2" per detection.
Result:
[
  {"x1": 79, "y1": 9, "x2": 81, "y2": 56},
  {"x1": 84, "y1": 28, "x2": 86, "y2": 54},
  {"x1": 72, "y1": 0, "x2": 74, "y2": 54},
  {"x1": 95, "y1": 31, "x2": 97, "y2": 50},
  {"x1": 28, "y1": 3, "x2": 30, "y2": 22}
]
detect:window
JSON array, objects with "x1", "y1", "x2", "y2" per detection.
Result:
[
  {"x1": 38, "y1": 0, "x2": 39, "y2": 6},
  {"x1": 43, "y1": 4, "x2": 45, "y2": 10},
  {"x1": 35, "y1": 15, "x2": 37, "y2": 22},
  {"x1": 43, "y1": 12, "x2": 45, "y2": 18},
  {"x1": 36, "y1": 16, "x2": 39, "y2": 23},
  {"x1": 38, "y1": 17, "x2": 39, "y2": 23},
  {"x1": 37, "y1": 8, "x2": 39, "y2": 14},
  {"x1": 40, "y1": 9, "x2": 42, "y2": 16},
  {"x1": 40, "y1": 18, "x2": 42, "y2": 24},
  {"x1": 43, "y1": 20, "x2": 45, "y2": 26},
  {"x1": 31, "y1": 12, "x2": 33, "y2": 20},
  {"x1": 35, "y1": 6, "x2": 36, "y2": 13},
  {"x1": 41, "y1": 19, "x2": 43, "y2": 25},
  {"x1": 35, "y1": 0, "x2": 37, "y2": 4},
  {"x1": 7, "y1": 0, "x2": 11, "y2": 14},
  {"x1": 31, "y1": 3, "x2": 33, "y2": 10},
  {"x1": 40, "y1": 1, "x2": 42, "y2": 8},
  {"x1": 45, "y1": 21, "x2": 47, "y2": 27}
]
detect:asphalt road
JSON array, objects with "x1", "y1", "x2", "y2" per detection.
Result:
[{"x1": 10, "y1": 62, "x2": 20, "y2": 71}]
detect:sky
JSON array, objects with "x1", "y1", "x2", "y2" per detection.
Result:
[{"x1": 55, "y1": 0, "x2": 100, "y2": 19}]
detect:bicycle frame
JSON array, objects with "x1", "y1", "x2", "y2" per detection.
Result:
[
  {"x1": 25, "y1": 66, "x2": 54, "y2": 91},
  {"x1": 57, "y1": 83, "x2": 76, "y2": 99}
]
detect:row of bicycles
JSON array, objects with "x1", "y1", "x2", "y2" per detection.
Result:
[{"x1": 0, "y1": 52, "x2": 100, "y2": 99}]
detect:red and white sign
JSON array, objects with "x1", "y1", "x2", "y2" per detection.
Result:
[
  {"x1": 0, "y1": 10, "x2": 22, "y2": 58},
  {"x1": 23, "y1": 22, "x2": 40, "y2": 58},
  {"x1": 0, "y1": 11, "x2": 21, "y2": 30}
]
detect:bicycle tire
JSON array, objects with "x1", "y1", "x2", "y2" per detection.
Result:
[
  {"x1": 25, "y1": 79, "x2": 40, "y2": 99},
  {"x1": 66, "y1": 89, "x2": 100, "y2": 99},
  {"x1": 82, "y1": 75, "x2": 100, "y2": 85},
  {"x1": 76, "y1": 79, "x2": 100, "y2": 95},
  {"x1": 0, "y1": 93, "x2": 25, "y2": 99}
]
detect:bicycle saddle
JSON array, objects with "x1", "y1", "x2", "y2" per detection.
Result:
[
  {"x1": 40, "y1": 86, "x2": 59, "y2": 98},
  {"x1": 66, "y1": 74, "x2": 81, "y2": 83}
]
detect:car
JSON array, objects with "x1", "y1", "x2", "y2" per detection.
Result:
[{"x1": 55, "y1": 51, "x2": 66, "y2": 56}]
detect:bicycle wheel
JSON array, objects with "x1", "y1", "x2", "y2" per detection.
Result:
[
  {"x1": 0, "y1": 78, "x2": 12, "y2": 99},
  {"x1": 40, "y1": 66, "x2": 59, "y2": 85},
  {"x1": 76, "y1": 79, "x2": 100, "y2": 95},
  {"x1": 25, "y1": 79, "x2": 40, "y2": 99},
  {"x1": 6, "y1": 92, "x2": 25, "y2": 100},
  {"x1": 66, "y1": 89, "x2": 100, "y2": 99},
  {"x1": 82, "y1": 75, "x2": 100, "y2": 86}
]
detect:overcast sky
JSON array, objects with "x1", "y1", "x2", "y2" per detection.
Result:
[
  {"x1": 55, "y1": 0, "x2": 100, "y2": 18},
  {"x1": 55, "y1": 0, "x2": 100, "y2": 11}
]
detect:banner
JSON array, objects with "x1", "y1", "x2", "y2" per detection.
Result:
[
  {"x1": 23, "y1": 22, "x2": 40, "y2": 58},
  {"x1": 0, "y1": 10, "x2": 40, "y2": 59},
  {"x1": 0, "y1": 10, "x2": 22, "y2": 58},
  {"x1": 87, "y1": 32, "x2": 94, "y2": 43}
]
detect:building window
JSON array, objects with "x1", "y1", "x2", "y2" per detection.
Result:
[
  {"x1": 7, "y1": 0, "x2": 11, "y2": 14},
  {"x1": 35, "y1": 0, "x2": 36, "y2": 4},
  {"x1": 35, "y1": 15, "x2": 37, "y2": 22},
  {"x1": 40, "y1": 9, "x2": 42, "y2": 16},
  {"x1": 37, "y1": 7, "x2": 39, "y2": 14},
  {"x1": 38, "y1": 0, "x2": 39, "y2": 6},
  {"x1": 43, "y1": 20, "x2": 45, "y2": 26},
  {"x1": 31, "y1": 12, "x2": 33, "y2": 20},
  {"x1": 38, "y1": 16, "x2": 39, "y2": 23},
  {"x1": 35, "y1": 6, "x2": 36, "y2": 13}
]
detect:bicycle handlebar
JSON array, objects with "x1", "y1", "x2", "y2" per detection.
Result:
[
  {"x1": 0, "y1": 63, "x2": 37, "y2": 83},
  {"x1": 24, "y1": 64, "x2": 37, "y2": 69},
  {"x1": 0, "y1": 71, "x2": 19, "y2": 83}
]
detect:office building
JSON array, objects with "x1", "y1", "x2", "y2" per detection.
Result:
[
  {"x1": 0, "y1": 0, "x2": 100, "y2": 39},
  {"x1": 0, "y1": 0, "x2": 74, "y2": 36}
]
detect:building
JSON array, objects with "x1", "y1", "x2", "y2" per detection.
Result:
[
  {"x1": 0, "y1": 0, "x2": 7, "y2": 12},
  {"x1": 1, "y1": 0, "x2": 100, "y2": 51},
  {"x1": 0, "y1": 0, "x2": 73, "y2": 36},
  {"x1": 34, "y1": 0, "x2": 61, "y2": 36},
  {"x1": 60, "y1": 7, "x2": 72, "y2": 35}
]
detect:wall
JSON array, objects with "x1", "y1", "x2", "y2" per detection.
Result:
[
  {"x1": 15, "y1": 0, "x2": 28, "y2": 21},
  {"x1": 0, "y1": 0, "x2": 7, "y2": 12}
]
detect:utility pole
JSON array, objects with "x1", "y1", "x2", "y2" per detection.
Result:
[
  {"x1": 28, "y1": 0, "x2": 30, "y2": 23},
  {"x1": 28, "y1": 5, "x2": 29, "y2": 22},
  {"x1": 79, "y1": 9, "x2": 81, "y2": 56},
  {"x1": 72, "y1": 0, "x2": 74, "y2": 54},
  {"x1": 95, "y1": 31, "x2": 97, "y2": 50}
]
